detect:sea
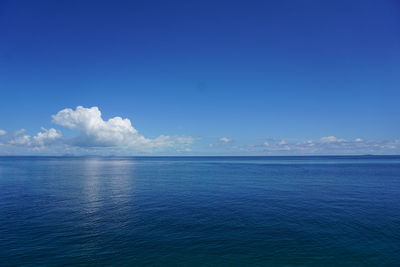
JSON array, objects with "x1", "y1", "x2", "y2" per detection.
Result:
[{"x1": 0, "y1": 156, "x2": 399, "y2": 266}]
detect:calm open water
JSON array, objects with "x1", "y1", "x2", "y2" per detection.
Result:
[{"x1": 0, "y1": 156, "x2": 399, "y2": 266}]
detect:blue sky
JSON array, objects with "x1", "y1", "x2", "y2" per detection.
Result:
[{"x1": 0, "y1": 0, "x2": 399, "y2": 155}]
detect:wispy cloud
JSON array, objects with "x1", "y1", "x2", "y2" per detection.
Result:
[
  {"x1": 258, "y1": 137, "x2": 400, "y2": 155},
  {"x1": 219, "y1": 137, "x2": 232, "y2": 143},
  {"x1": 320, "y1": 136, "x2": 345, "y2": 143}
]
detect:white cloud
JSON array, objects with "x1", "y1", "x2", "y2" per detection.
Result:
[
  {"x1": 8, "y1": 128, "x2": 62, "y2": 149},
  {"x1": 260, "y1": 139, "x2": 291, "y2": 151},
  {"x1": 320, "y1": 136, "x2": 344, "y2": 143},
  {"x1": 1, "y1": 106, "x2": 399, "y2": 156},
  {"x1": 33, "y1": 128, "x2": 62, "y2": 146},
  {"x1": 52, "y1": 106, "x2": 192, "y2": 150},
  {"x1": 14, "y1": 129, "x2": 26, "y2": 136},
  {"x1": 219, "y1": 137, "x2": 231, "y2": 143},
  {"x1": 256, "y1": 136, "x2": 400, "y2": 155}
]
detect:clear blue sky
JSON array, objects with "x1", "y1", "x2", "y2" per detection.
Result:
[{"x1": 0, "y1": 0, "x2": 399, "y2": 155}]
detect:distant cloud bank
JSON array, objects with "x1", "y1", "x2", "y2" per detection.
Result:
[
  {"x1": 0, "y1": 107, "x2": 399, "y2": 155},
  {"x1": 258, "y1": 136, "x2": 400, "y2": 155}
]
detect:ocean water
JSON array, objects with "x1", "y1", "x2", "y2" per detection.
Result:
[{"x1": 0, "y1": 156, "x2": 399, "y2": 266}]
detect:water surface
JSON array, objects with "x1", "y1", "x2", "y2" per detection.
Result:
[{"x1": 0, "y1": 156, "x2": 399, "y2": 266}]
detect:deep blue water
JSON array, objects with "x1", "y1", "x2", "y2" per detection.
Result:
[{"x1": 0, "y1": 156, "x2": 399, "y2": 266}]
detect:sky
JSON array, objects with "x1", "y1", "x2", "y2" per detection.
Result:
[{"x1": 0, "y1": 0, "x2": 399, "y2": 155}]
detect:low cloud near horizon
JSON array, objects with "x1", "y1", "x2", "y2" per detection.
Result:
[
  {"x1": 0, "y1": 106, "x2": 399, "y2": 155},
  {"x1": 52, "y1": 106, "x2": 193, "y2": 149},
  {"x1": 1, "y1": 106, "x2": 193, "y2": 154},
  {"x1": 256, "y1": 136, "x2": 400, "y2": 155},
  {"x1": 219, "y1": 137, "x2": 232, "y2": 143}
]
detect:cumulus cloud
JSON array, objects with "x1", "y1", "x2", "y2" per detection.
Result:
[
  {"x1": 0, "y1": 106, "x2": 194, "y2": 154},
  {"x1": 52, "y1": 106, "x2": 193, "y2": 150},
  {"x1": 219, "y1": 137, "x2": 231, "y2": 143},
  {"x1": 8, "y1": 128, "x2": 62, "y2": 150},
  {"x1": 0, "y1": 130, "x2": 6, "y2": 136}
]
